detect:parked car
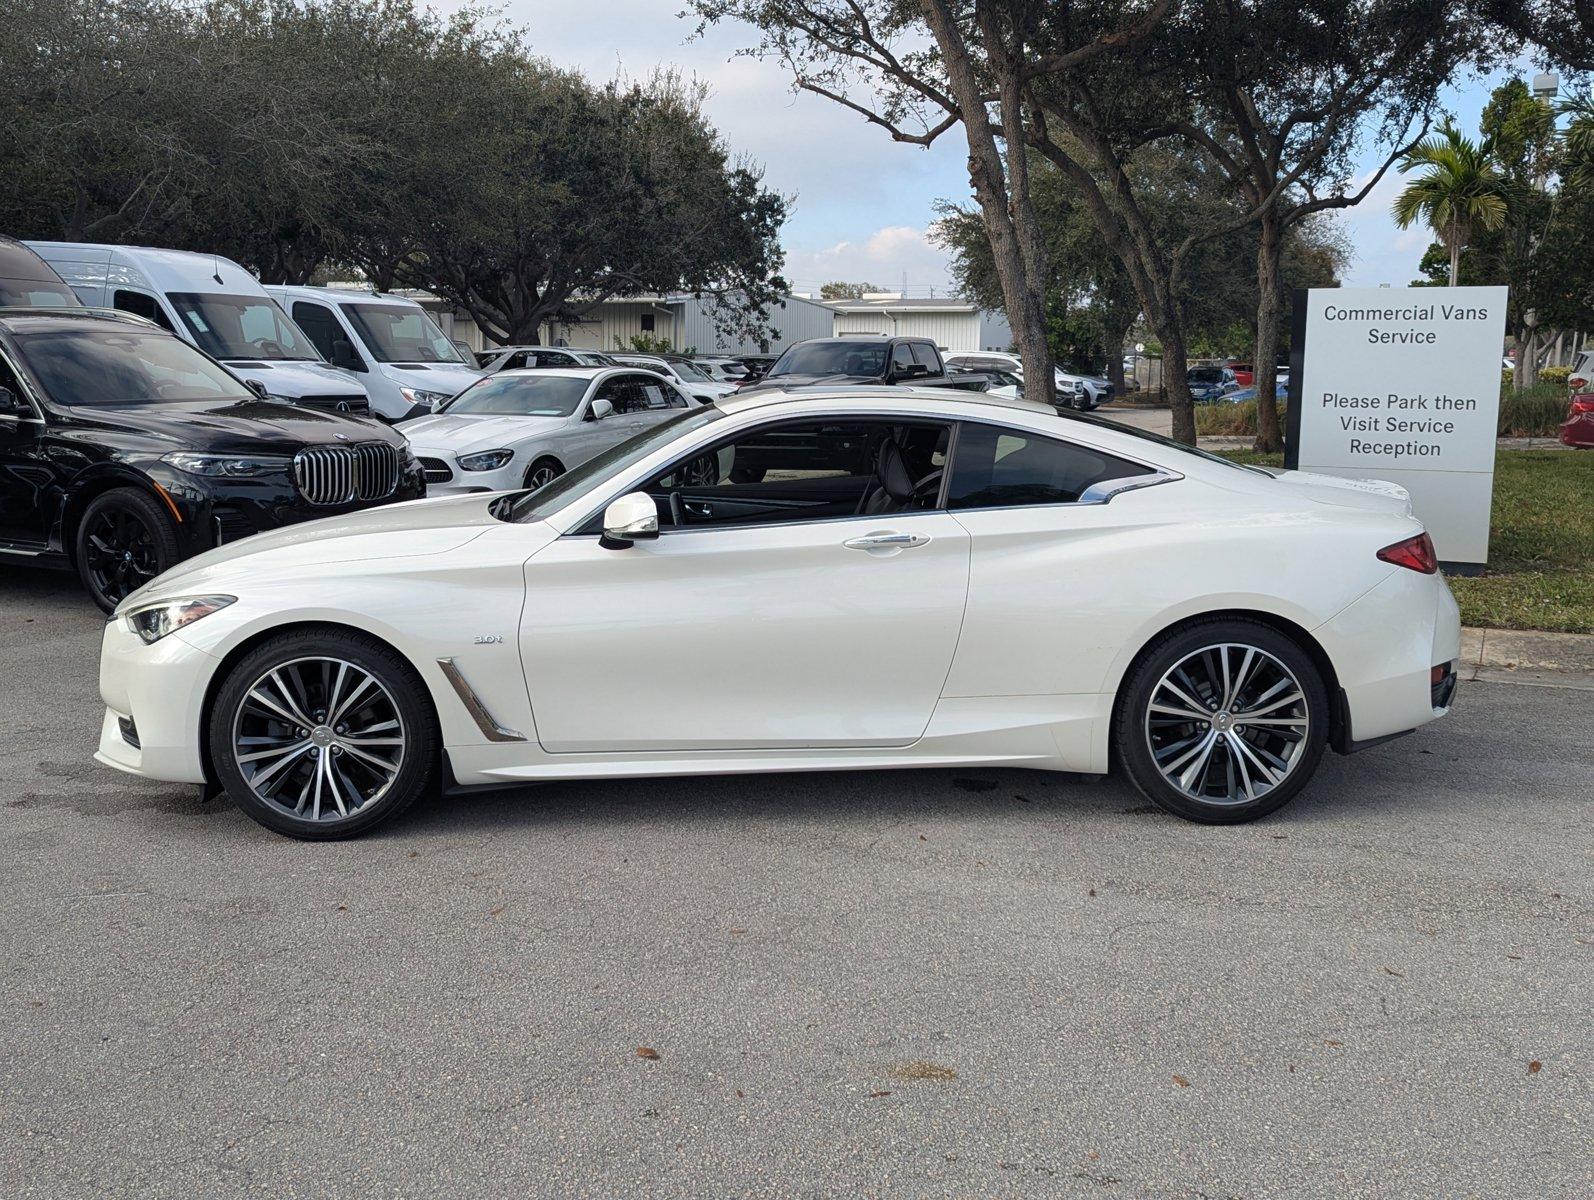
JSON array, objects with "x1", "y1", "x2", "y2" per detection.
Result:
[
  {"x1": 264, "y1": 285, "x2": 482, "y2": 421},
  {"x1": 28, "y1": 243, "x2": 372, "y2": 417},
  {"x1": 400, "y1": 367, "x2": 698, "y2": 494},
  {"x1": 1225, "y1": 381, "x2": 1290, "y2": 404},
  {"x1": 0, "y1": 236, "x2": 82, "y2": 308},
  {"x1": 732, "y1": 353, "x2": 780, "y2": 384},
  {"x1": 1226, "y1": 361, "x2": 1255, "y2": 387},
  {"x1": 1568, "y1": 350, "x2": 1592, "y2": 394},
  {"x1": 745, "y1": 336, "x2": 993, "y2": 394},
  {"x1": 1559, "y1": 392, "x2": 1594, "y2": 448},
  {"x1": 1188, "y1": 365, "x2": 1240, "y2": 403},
  {"x1": 942, "y1": 350, "x2": 1110, "y2": 410},
  {"x1": 0, "y1": 309, "x2": 422, "y2": 611},
  {"x1": 949, "y1": 363, "x2": 1025, "y2": 400},
  {"x1": 477, "y1": 346, "x2": 618, "y2": 374},
  {"x1": 692, "y1": 355, "x2": 750, "y2": 382},
  {"x1": 94, "y1": 386, "x2": 1461, "y2": 839},
  {"x1": 609, "y1": 353, "x2": 734, "y2": 404}
]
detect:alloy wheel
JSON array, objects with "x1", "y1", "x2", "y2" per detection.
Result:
[
  {"x1": 82, "y1": 506, "x2": 161, "y2": 606},
  {"x1": 1143, "y1": 642, "x2": 1310, "y2": 806},
  {"x1": 527, "y1": 463, "x2": 561, "y2": 489},
  {"x1": 229, "y1": 657, "x2": 406, "y2": 824}
]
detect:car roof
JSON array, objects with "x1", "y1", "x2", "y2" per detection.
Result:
[
  {"x1": 494, "y1": 365, "x2": 661, "y2": 380},
  {"x1": 714, "y1": 385, "x2": 1054, "y2": 419},
  {"x1": 0, "y1": 307, "x2": 164, "y2": 335}
]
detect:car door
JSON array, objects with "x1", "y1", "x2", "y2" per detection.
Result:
[
  {"x1": 518, "y1": 415, "x2": 971, "y2": 753},
  {"x1": 0, "y1": 347, "x2": 55, "y2": 547}
]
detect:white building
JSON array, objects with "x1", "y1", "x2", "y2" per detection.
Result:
[{"x1": 825, "y1": 294, "x2": 1013, "y2": 352}]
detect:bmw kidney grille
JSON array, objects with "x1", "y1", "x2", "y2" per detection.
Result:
[{"x1": 293, "y1": 443, "x2": 400, "y2": 506}]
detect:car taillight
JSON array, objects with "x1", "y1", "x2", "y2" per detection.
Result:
[
  {"x1": 1377, "y1": 532, "x2": 1438, "y2": 574},
  {"x1": 1570, "y1": 376, "x2": 1589, "y2": 391},
  {"x1": 1569, "y1": 394, "x2": 1594, "y2": 415}
]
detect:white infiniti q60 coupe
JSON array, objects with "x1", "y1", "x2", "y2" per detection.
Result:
[{"x1": 96, "y1": 388, "x2": 1461, "y2": 839}]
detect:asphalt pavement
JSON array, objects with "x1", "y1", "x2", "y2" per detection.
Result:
[{"x1": 1, "y1": 565, "x2": 1589, "y2": 1198}]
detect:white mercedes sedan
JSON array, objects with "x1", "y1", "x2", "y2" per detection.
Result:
[
  {"x1": 400, "y1": 367, "x2": 699, "y2": 495},
  {"x1": 95, "y1": 389, "x2": 1461, "y2": 839}
]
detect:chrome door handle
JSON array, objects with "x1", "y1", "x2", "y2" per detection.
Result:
[{"x1": 843, "y1": 532, "x2": 930, "y2": 550}]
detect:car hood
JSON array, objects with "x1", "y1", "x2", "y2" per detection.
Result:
[
  {"x1": 122, "y1": 492, "x2": 508, "y2": 607},
  {"x1": 376, "y1": 362, "x2": 483, "y2": 395},
  {"x1": 1058, "y1": 372, "x2": 1110, "y2": 387},
  {"x1": 744, "y1": 372, "x2": 880, "y2": 391},
  {"x1": 65, "y1": 398, "x2": 399, "y2": 455},
  {"x1": 1264, "y1": 469, "x2": 1414, "y2": 516},
  {"x1": 399, "y1": 411, "x2": 567, "y2": 454},
  {"x1": 222, "y1": 360, "x2": 366, "y2": 400}
]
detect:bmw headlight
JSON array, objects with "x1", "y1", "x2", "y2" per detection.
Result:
[
  {"x1": 122, "y1": 595, "x2": 235, "y2": 644},
  {"x1": 162, "y1": 453, "x2": 291, "y2": 477},
  {"x1": 400, "y1": 387, "x2": 453, "y2": 410},
  {"x1": 457, "y1": 448, "x2": 514, "y2": 472}
]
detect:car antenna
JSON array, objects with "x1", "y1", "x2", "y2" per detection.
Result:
[{"x1": 211, "y1": 255, "x2": 224, "y2": 285}]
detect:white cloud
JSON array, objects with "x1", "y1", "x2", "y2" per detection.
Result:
[{"x1": 783, "y1": 225, "x2": 956, "y2": 294}]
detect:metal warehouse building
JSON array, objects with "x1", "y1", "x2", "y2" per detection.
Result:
[
  {"x1": 827, "y1": 295, "x2": 1014, "y2": 352},
  {"x1": 545, "y1": 292, "x2": 837, "y2": 355}
]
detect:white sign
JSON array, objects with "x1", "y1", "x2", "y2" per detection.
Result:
[{"x1": 1290, "y1": 285, "x2": 1507, "y2": 565}]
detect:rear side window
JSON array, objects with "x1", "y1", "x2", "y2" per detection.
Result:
[{"x1": 947, "y1": 424, "x2": 1150, "y2": 508}]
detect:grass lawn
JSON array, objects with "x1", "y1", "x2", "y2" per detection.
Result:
[{"x1": 1214, "y1": 447, "x2": 1594, "y2": 635}]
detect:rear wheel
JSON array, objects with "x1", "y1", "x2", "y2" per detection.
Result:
[
  {"x1": 208, "y1": 629, "x2": 438, "y2": 840},
  {"x1": 75, "y1": 487, "x2": 179, "y2": 613},
  {"x1": 1115, "y1": 619, "x2": 1328, "y2": 823},
  {"x1": 524, "y1": 457, "x2": 564, "y2": 490}
]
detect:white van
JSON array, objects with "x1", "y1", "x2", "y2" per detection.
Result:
[
  {"x1": 264, "y1": 285, "x2": 482, "y2": 421},
  {"x1": 25, "y1": 243, "x2": 372, "y2": 416}
]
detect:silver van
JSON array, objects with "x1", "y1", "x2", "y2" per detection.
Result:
[{"x1": 26, "y1": 243, "x2": 371, "y2": 415}]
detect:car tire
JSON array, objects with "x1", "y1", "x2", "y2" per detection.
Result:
[
  {"x1": 75, "y1": 487, "x2": 181, "y2": 614},
  {"x1": 208, "y1": 628, "x2": 438, "y2": 840},
  {"x1": 524, "y1": 457, "x2": 564, "y2": 490},
  {"x1": 1114, "y1": 618, "x2": 1329, "y2": 824}
]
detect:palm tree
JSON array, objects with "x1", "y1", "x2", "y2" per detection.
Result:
[
  {"x1": 1392, "y1": 124, "x2": 1511, "y2": 286},
  {"x1": 1561, "y1": 96, "x2": 1594, "y2": 193}
]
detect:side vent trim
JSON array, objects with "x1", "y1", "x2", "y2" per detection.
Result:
[{"x1": 436, "y1": 657, "x2": 527, "y2": 743}]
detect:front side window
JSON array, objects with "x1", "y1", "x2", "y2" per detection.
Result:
[
  {"x1": 910, "y1": 342, "x2": 941, "y2": 371},
  {"x1": 291, "y1": 301, "x2": 341, "y2": 359},
  {"x1": 891, "y1": 343, "x2": 916, "y2": 374},
  {"x1": 946, "y1": 424, "x2": 1150, "y2": 508},
  {"x1": 169, "y1": 293, "x2": 318, "y2": 361},
  {"x1": 17, "y1": 329, "x2": 255, "y2": 406},
  {"x1": 112, "y1": 290, "x2": 175, "y2": 332},
  {"x1": 634, "y1": 419, "x2": 951, "y2": 532},
  {"x1": 343, "y1": 303, "x2": 464, "y2": 364},
  {"x1": 445, "y1": 374, "x2": 591, "y2": 417}
]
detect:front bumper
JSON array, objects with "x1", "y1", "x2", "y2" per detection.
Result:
[
  {"x1": 411, "y1": 451, "x2": 522, "y2": 496},
  {"x1": 94, "y1": 617, "x2": 216, "y2": 784},
  {"x1": 156, "y1": 461, "x2": 428, "y2": 552}
]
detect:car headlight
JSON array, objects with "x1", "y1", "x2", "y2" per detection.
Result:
[
  {"x1": 121, "y1": 595, "x2": 235, "y2": 644},
  {"x1": 400, "y1": 387, "x2": 453, "y2": 409},
  {"x1": 162, "y1": 453, "x2": 291, "y2": 477},
  {"x1": 457, "y1": 448, "x2": 514, "y2": 471}
]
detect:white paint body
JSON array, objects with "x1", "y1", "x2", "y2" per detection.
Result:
[
  {"x1": 95, "y1": 389, "x2": 1460, "y2": 794},
  {"x1": 398, "y1": 368, "x2": 693, "y2": 495}
]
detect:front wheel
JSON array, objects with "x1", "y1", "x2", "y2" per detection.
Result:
[
  {"x1": 1115, "y1": 619, "x2": 1328, "y2": 823},
  {"x1": 208, "y1": 629, "x2": 438, "y2": 840},
  {"x1": 524, "y1": 457, "x2": 564, "y2": 490},
  {"x1": 76, "y1": 487, "x2": 180, "y2": 613}
]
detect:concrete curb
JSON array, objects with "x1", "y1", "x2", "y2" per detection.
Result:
[{"x1": 1459, "y1": 626, "x2": 1594, "y2": 691}]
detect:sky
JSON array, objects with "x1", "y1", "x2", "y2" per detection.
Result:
[{"x1": 481, "y1": 2, "x2": 1547, "y2": 295}]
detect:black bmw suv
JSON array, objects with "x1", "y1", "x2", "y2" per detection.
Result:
[{"x1": 0, "y1": 309, "x2": 425, "y2": 610}]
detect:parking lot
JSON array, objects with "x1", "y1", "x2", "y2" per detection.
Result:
[{"x1": 1, "y1": 567, "x2": 1589, "y2": 1199}]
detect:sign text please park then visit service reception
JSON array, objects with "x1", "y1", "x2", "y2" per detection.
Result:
[{"x1": 1286, "y1": 285, "x2": 1507, "y2": 567}]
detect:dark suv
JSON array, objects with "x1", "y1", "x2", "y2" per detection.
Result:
[{"x1": 0, "y1": 309, "x2": 425, "y2": 610}]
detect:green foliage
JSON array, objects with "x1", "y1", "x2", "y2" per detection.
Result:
[
  {"x1": 818, "y1": 281, "x2": 884, "y2": 300},
  {"x1": 1497, "y1": 383, "x2": 1574, "y2": 436},
  {"x1": 0, "y1": 0, "x2": 790, "y2": 345},
  {"x1": 616, "y1": 333, "x2": 689, "y2": 355},
  {"x1": 1539, "y1": 366, "x2": 1571, "y2": 387},
  {"x1": 1392, "y1": 122, "x2": 1511, "y2": 283}
]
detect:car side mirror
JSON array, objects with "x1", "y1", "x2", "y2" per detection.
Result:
[
  {"x1": 600, "y1": 492, "x2": 658, "y2": 550},
  {"x1": 330, "y1": 339, "x2": 365, "y2": 371},
  {"x1": 590, "y1": 397, "x2": 614, "y2": 420},
  {"x1": 244, "y1": 379, "x2": 269, "y2": 398}
]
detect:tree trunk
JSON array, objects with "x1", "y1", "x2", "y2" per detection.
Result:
[
  {"x1": 1252, "y1": 210, "x2": 1285, "y2": 452},
  {"x1": 1518, "y1": 328, "x2": 1538, "y2": 389},
  {"x1": 1448, "y1": 230, "x2": 1460, "y2": 287},
  {"x1": 1152, "y1": 304, "x2": 1195, "y2": 444}
]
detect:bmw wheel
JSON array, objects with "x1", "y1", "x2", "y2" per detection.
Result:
[
  {"x1": 1115, "y1": 619, "x2": 1328, "y2": 823},
  {"x1": 208, "y1": 629, "x2": 438, "y2": 840},
  {"x1": 76, "y1": 487, "x2": 180, "y2": 613}
]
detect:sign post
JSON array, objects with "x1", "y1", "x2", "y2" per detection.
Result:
[{"x1": 1285, "y1": 286, "x2": 1507, "y2": 571}]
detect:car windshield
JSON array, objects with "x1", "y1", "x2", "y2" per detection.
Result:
[
  {"x1": 770, "y1": 341, "x2": 888, "y2": 378},
  {"x1": 344, "y1": 303, "x2": 465, "y2": 364},
  {"x1": 169, "y1": 293, "x2": 319, "y2": 361},
  {"x1": 17, "y1": 328, "x2": 255, "y2": 406},
  {"x1": 505, "y1": 405, "x2": 724, "y2": 522},
  {"x1": 671, "y1": 360, "x2": 712, "y2": 382},
  {"x1": 1187, "y1": 367, "x2": 1223, "y2": 384},
  {"x1": 1057, "y1": 410, "x2": 1274, "y2": 477},
  {"x1": 0, "y1": 279, "x2": 79, "y2": 307},
  {"x1": 445, "y1": 374, "x2": 590, "y2": 417}
]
